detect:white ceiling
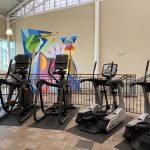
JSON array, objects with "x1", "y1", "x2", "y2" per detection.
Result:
[{"x1": 0, "y1": 0, "x2": 24, "y2": 14}]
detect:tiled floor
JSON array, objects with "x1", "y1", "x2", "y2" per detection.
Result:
[{"x1": 0, "y1": 108, "x2": 137, "y2": 150}]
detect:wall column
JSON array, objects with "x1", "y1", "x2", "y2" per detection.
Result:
[
  {"x1": 6, "y1": 16, "x2": 10, "y2": 68},
  {"x1": 94, "y1": 0, "x2": 100, "y2": 74}
]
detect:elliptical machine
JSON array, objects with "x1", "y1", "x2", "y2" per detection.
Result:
[
  {"x1": 0, "y1": 54, "x2": 34, "y2": 123},
  {"x1": 130, "y1": 121, "x2": 150, "y2": 150},
  {"x1": 123, "y1": 60, "x2": 150, "y2": 150},
  {"x1": 33, "y1": 54, "x2": 75, "y2": 124},
  {"x1": 75, "y1": 62, "x2": 126, "y2": 133}
]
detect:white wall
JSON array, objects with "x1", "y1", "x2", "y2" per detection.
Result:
[
  {"x1": 14, "y1": 4, "x2": 95, "y2": 74},
  {"x1": 100, "y1": 0, "x2": 150, "y2": 77},
  {"x1": 13, "y1": 0, "x2": 150, "y2": 77},
  {"x1": 0, "y1": 18, "x2": 6, "y2": 38}
]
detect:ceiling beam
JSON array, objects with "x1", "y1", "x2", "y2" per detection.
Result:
[
  {"x1": 12, "y1": 0, "x2": 21, "y2": 4},
  {"x1": 0, "y1": 10, "x2": 7, "y2": 15},
  {"x1": 0, "y1": 13, "x2": 6, "y2": 19},
  {"x1": 8, "y1": 0, "x2": 31, "y2": 15}
]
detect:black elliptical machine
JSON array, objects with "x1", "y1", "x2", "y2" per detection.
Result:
[
  {"x1": 76, "y1": 62, "x2": 126, "y2": 133},
  {"x1": 75, "y1": 62, "x2": 112, "y2": 126},
  {"x1": 33, "y1": 54, "x2": 75, "y2": 124},
  {"x1": 0, "y1": 54, "x2": 34, "y2": 123},
  {"x1": 123, "y1": 60, "x2": 150, "y2": 150}
]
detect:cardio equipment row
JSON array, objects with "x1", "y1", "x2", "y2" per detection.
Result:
[
  {"x1": 0, "y1": 54, "x2": 150, "y2": 150},
  {"x1": 76, "y1": 60, "x2": 150, "y2": 150},
  {"x1": 0, "y1": 54, "x2": 75, "y2": 124}
]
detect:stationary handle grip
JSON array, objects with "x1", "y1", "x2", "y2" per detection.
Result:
[
  {"x1": 144, "y1": 60, "x2": 149, "y2": 84},
  {"x1": 7, "y1": 59, "x2": 13, "y2": 75},
  {"x1": 48, "y1": 58, "x2": 58, "y2": 82},
  {"x1": 93, "y1": 61, "x2": 97, "y2": 79},
  {"x1": 109, "y1": 61, "x2": 114, "y2": 78}
]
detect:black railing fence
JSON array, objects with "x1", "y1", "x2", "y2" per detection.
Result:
[
  {"x1": 129, "y1": 74, "x2": 150, "y2": 114},
  {"x1": 0, "y1": 73, "x2": 147, "y2": 114}
]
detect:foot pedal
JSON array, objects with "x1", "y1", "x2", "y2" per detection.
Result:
[{"x1": 6, "y1": 100, "x2": 17, "y2": 106}]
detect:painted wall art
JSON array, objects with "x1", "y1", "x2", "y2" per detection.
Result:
[{"x1": 21, "y1": 28, "x2": 79, "y2": 91}]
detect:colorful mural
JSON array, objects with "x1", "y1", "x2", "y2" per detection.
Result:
[
  {"x1": 60, "y1": 35, "x2": 79, "y2": 90},
  {"x1": 21, "y1": 28, "x2": 61, "y2": 75},
  {"x1": 60, "y1": 35, "x2": 77, "y2": 53},
  {"x1": 21, "y1": 28, "x2": 79, "y2": 91}
]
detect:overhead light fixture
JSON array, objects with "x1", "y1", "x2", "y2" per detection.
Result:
[{"x1": 6, "y1": 27, "x2": 13, "y2": 35}]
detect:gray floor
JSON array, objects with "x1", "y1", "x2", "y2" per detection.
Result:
[{"x1": 0, "y1": 107, "x2": 137, "y2": 150}]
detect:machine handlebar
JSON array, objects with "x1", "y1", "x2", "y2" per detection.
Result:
[
  {"x1": 92, "y1": 61, "x2": 97, "y2": 79},
  {"x1": 144, "y1": 60, "x2": 150, "y2": 84},
  {"x1": 130, "y1": 60, "x2": 150, "y2": 88},
  {"x1": 106, "y1": 79, "x2": 124, "y2": 87},
  {"x1": 0, "y1": 79, "x2": 19, "y2": 87},
  {"x1": 48, "y1": 58, "x2": 58, "y2": 82}
]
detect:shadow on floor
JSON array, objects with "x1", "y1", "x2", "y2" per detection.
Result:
[
  {"x1": 0, "y1": 113, "x2": 32, "y2": 126},
  {"x1": 0, "y1": 106, "x2": 39, "y2": 126},
  {"x1": 0, "y1": 116, "x2": 21, "y2": 126},
  {"x1": 0, "y1": 107, "x2": 79, "y2": 130},
  {"x1": 66, "y1": 116, "x2": 133, "y2": 143},
  {"x1": 28, "y1": 107, "x2": 79, "y2": 131},
  {"x1": 115, "y1": 139, "x2": 132, "y2": 150}
]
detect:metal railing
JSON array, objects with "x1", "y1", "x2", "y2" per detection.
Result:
[
  {"x1": 128, "y1": 74, "x2": 150, "y2": 114},
  {"x1": 0, "y1": 73, "x2": 146, "y2": 114}
]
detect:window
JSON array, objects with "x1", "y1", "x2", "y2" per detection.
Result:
[
  {"x1": 35, "y1": 0, "x2": 44, "y2": 13},
  {"x1": 80, "y1": 0, "x2": 88, "y2": 3},
  {"x1": 0, "y1": 39, "x2": 15, "y2": 71},
  {"x1": 67, "y1": 0, "x2": 79, "y2": 6},
  {"x1": 10, "y1": 41, "x2": 16, "y2": 60},
  {"x1": 16, "y1": 9, "x2": 22, "y2": 16},
  {"x1": 44, "y1": 0, "x2": 55, "y2": 10},
  {"x1": 49, "y1": 0, "x2": 55, "y2": 9},
  {"x1": 55, "y1": 0, "x2": 66, "y2": 8},
  {"x1": 25, "y1": 2, "x2": 34, "y2": 14},
  {"x1": 15, "y1": 0, "x2": 93, "y2": 17},
  {"x1": 0, "y1": 40, "x2": 7, "y2": 71}
]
